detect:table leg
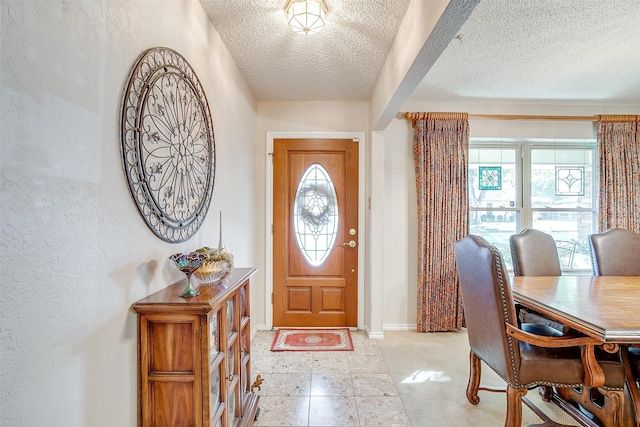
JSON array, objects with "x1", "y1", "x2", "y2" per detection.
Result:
[{"x1": 620, "y1": 346, "x2": 640, "y2": 427}]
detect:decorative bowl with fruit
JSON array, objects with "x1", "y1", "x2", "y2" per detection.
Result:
[{"x1": 193, "y1": 246, "x2": 234, "y2": 284}]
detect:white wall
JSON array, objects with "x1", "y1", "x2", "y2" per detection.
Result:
[
  {"x1": 381, "y1": 101, "x2": 640, "y2": 330},
  {"x1": 0, "y1": 1, "x2": 257, "y2": 426}
]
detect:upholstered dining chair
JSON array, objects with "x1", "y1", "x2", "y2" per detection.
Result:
[
  {"x1": 454, "y1": 235, "x2": 627, "y2": 427},
  {"x1": 509, "y1": 229, "x2": 569, "y2": 336},
  {"x1": 590, "y1": 228, "x2": 640, "y2": 426},
  {"x1": 510, "y1": 228, "x2": 562, "y2": 276},
  {"x1": 589, "y1": 228, "x2": 640, "y2": 276}
]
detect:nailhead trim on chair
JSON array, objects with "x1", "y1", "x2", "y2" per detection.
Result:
[
  {"x1": 588, "y1": 237, "x2": 598, "y2": 276},
  {"x1": 509, "y1": 237, "x2": 521, "y2": 276},
  {"x1": 488, "y1": 235, "x2": 522, "y2": 385}
]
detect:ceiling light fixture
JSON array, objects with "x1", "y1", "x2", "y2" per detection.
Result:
[{"x1": 286, "y1": 0, "x2": 327, "y2": 35}]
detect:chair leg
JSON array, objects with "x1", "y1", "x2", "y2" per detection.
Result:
[
  {"x1": 541, "y1": 386, "x2": 553, "y2": 402},
  {"x1": 467, "y1": 351, "x2": 481, "y2": 405},
  {"x1": 506, "y1": 386, "x2": 527, "y2": 427}
]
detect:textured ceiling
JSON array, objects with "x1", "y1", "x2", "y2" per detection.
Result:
[
  {"x1": 199, "y1": 0, "x2": 640, "y2": 105},
  {"x1": 409, "y1": 0, "x2": 640, "y2": 105},
  {"x1": 199, "y1": 0, "x2": 411, "y2": 101}
]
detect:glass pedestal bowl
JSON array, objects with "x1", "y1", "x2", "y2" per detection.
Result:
[{"x1": 169, "y1": 252, "x2": 209, "y2": 297}]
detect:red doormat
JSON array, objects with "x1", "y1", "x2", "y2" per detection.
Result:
[{"x1": 270, "y1": 328, "x2": 354, "y2": 352}]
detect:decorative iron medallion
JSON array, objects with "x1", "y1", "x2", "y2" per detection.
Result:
[{"x1": 120, "y1": 47, "x2": 215, "y2": 243}]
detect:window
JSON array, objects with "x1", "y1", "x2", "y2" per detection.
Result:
[
  {"x1": 293, "y1": 163, "x2": 339, "y2": 267},
  {"x1": 469, "y1": 139, "x2": 597, "y2": 272}
]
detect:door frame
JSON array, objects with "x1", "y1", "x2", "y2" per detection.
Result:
[{"x1": 265, "y1": 131, "x2": 366, "y2": 330}]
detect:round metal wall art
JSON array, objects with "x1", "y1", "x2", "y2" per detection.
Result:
[{"x1": 120, "y1": 47, "x2": 216, "y2": 243}]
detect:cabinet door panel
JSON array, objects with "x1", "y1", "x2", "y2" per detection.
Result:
[
  {"x1": 150, "y1": 322, "x2": 195, "y2": 373},
  {"x1": 151, "y1": 382, "x2": 195, "y2": 427}
]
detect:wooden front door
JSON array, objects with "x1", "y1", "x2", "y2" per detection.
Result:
[{"x1": 273, "y1": 138, "x2": 358, "y2": 327}]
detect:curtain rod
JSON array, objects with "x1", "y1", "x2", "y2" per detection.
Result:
[
  {"x1": 403, "y1": 113, "x2": 639, "y2": 122},
  {"x1": 470, "y1": 114, "x2": 601, "y2": 121},
  {"x1": 402, "y1": 112, "x2": 601, "y2": 122}
]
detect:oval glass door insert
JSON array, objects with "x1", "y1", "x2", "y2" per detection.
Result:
[{"x1": 293, "y1": 163, "x2": 339, "y2": 267}]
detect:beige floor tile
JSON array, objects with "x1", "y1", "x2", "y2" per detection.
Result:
[
  {"x1": 252, "y1": 396, "x2": 310, "y2": 427},
  {"x1": 310, "y1": 373, "x2": 354, "y2": 396},
  {"x1": 267, "y1": 373, "x2": 311, "y2": 396},
  {"x1": 251, "y1": 339, "x2": 273, "y2": 355},
  {"x1": 311, "y1": 352, "x2": 351, "y2": 374},
  {"x1": 348, "y1": 354, "x2": 389, "y2": 374},
  {"x1": 272, "y1": 352, "x2": 314, "y2": 373},
  {"x1": 308, "y1": 396, "x2": 360, "y2": 427},
  {"x1": 355, "y1": 396, "x2": 411, "y2": 427},
  {"x1": 350, "y1": 333, "x2": 381, "y2": 356},
  {"x1": 251, "y1": 354, "x2": 279, "y2": 374},
  {"x1": 352, "y1": 373, "x2": 397, "y2": 397}
]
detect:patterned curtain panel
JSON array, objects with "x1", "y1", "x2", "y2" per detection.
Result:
[
  {"x1": 597, "y1": 115, "x2": 640, "y2": 232},
  {"x1": 409, "y1": 112, "x2": 469, "y2": 332}
]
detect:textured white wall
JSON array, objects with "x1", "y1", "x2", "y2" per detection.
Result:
[{"x1": 0, "y1": 1, "x2": 257, "y2": 426}]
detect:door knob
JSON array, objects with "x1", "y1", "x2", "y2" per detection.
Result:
[{"x1": 343, "y1": 240, "x2": 357, "y2": 248}]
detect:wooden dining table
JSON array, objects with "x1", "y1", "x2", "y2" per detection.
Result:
[{"x1": 511, "y1": 275, "x2": 640, "y2": 427}]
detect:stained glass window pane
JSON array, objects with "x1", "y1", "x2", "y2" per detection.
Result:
[
  {"x1": 479, "y1": 167, "x2": 502, "y2": 190},
  {"x1": 468, "y1": 148, "x2": 517, "y2": 208},
  {"x1": 293, "y1": 163, "x2": 339, "y2": 267},
  {"x1": 555, "y1": 166, "x2": 584, "y2": 196},
  {"x1": 531, "y1": 149, "x2": 593, "y2": 208}
]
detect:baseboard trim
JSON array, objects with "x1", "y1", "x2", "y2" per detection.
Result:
[
  {"x1": 383, "y1": 324, "x2": 417, "y2": 331},
  {"x1": 366, "y1": 330, "x2": 385, "y2": 339}
]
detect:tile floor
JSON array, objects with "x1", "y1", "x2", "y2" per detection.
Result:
[
  {"x1": 250, "y1": 330, "x2": 410, "y2": 427},
  {"x1": 250, "y1": 329, "x2": 580, "y2": 427}
]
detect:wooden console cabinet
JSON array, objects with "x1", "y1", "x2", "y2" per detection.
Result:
[{"x1": 131, "y1": 268, "x2": 259, "y2": 427}]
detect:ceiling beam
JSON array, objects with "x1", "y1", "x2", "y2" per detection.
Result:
[{"x1": 370, "y1": 0, "x2": 481, "y2": 130}]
